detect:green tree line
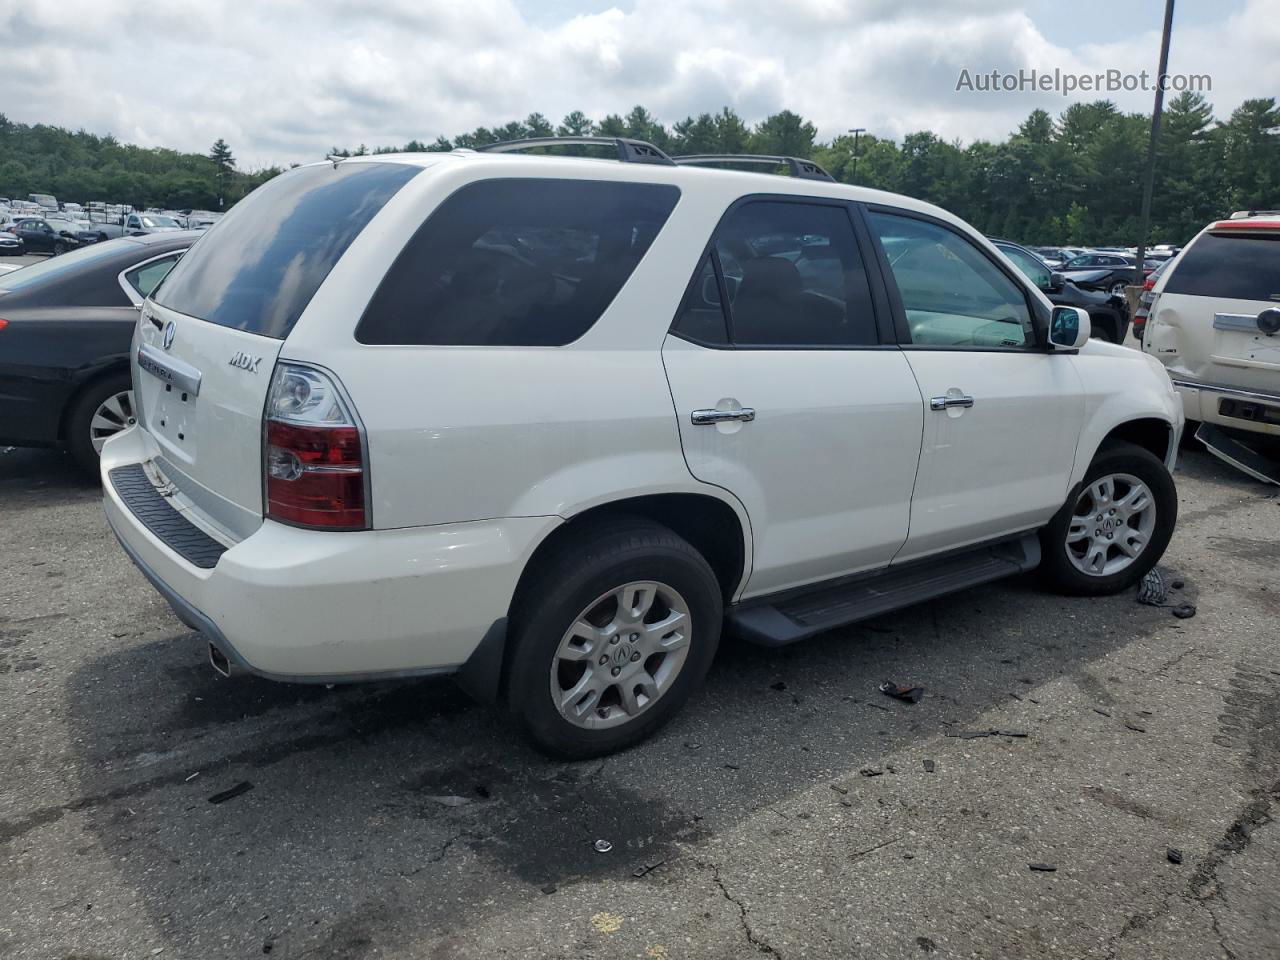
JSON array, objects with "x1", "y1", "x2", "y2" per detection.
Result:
[
  {"x1": 0, "y1": 115, "x2": 279, "y2": 212},
  {"x1": 4, "y1": 93, "x2": 1277, "y2": 243}
]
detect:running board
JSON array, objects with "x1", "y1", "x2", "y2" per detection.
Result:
[
  {"x1": 1196, "y1": 423, "x2": 1280, "y2": 485},
  {"x1": 728, "y1": 533, "x2": 1041, "y2": 647}
]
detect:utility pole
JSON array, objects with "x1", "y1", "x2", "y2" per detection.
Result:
[
  {"x1": 1135, "y1": 0, "x2": 1175, "y2": 287},
  {"x1": 847, "y1": 127, "x2": 866, "y2": 181}
]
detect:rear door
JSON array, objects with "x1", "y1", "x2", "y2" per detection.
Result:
[
  {"x1": 865, "y1": 207, "x2": 1084, "y2": 562},
  {"x1": 134, "y1": 160, "x2": 421, "y2": 540},
  {"x1": 662, "y1": 197, "x2": 924, "y2": 597},
  {"x1": 1148, "y1": 226, "x2": 1280, "y2": 396}
]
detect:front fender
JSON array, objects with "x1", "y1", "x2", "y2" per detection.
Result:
[{"x1": 1068, "y1": 346, "x2": 1183, "y2": 486}]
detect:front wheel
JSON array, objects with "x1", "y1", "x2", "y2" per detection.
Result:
[
  {"x1": 507, "y1": 519, "x2": 723, "y2": 759},
  {"x1": 53, "y1": 240, "x2": 66, "y2": 256},
  {"x1": 1039, "y1": 441, "x2": 1177, "y2": 596}
]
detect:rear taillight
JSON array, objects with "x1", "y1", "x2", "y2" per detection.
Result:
[{"x1": 263, "y1": 363, "x2": 367, "y2": 530}]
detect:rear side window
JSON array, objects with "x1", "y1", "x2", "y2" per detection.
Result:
[
  {"x1": 1163, "y1": 232, "x2": 1280, "y2": 302},
  {"x1": 356, "y1": 179, "x2": 680, "y2": 346},
  {"x1": 154, "y1": 162, "x2": 420, "y2": 338},
  {"x1": 714, "y1": 201, "x2": 877, "y2": 347}
]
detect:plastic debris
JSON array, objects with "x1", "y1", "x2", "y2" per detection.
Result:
[
  {"x1": 207, "y1": 781, "x2": 253, "y2": 804},
  {"x1": 917, "y1": 937, "x2": 937, "y2": 953},
  {"x1": 1138, "y1": 568, "x2": 1167, "y2": 606},
  {"x1": 1124, "y1": 719, "x2": 1147, "y2": 733},
  {"x1": 923, "y1": 759, "x2": 936, "y2": 773},
  {"x1": 1093, "y1": 708, "x2": 1112, "y2": 717},
  {"x1": 632, "y1": 859, "x2": 665, "y2": 878},
  {"x1": 1028, "y1": 863, "x2": 1057, "y2": 872},
  {"x1": 427, "y1": 795, "x2": 473, "y2": 807},
  {"x1": 541, "y1": 883, "x2": 557, "y2": 895},
  {"x1": 594, "y1": 839, "x2": 614, "y2": 853},
  {"x1": 859, "y1": 766, "x2": 885, "y2": 777},
  {"x1": 1172, "y1": 603, "x2": 1197, "y2": 619},
  {"x1": 879, "y1": 681, "x2": 925, "y2": 704},
  {"x1": 1167, "y1": 847, "x2": 1183, "y2": 865}
]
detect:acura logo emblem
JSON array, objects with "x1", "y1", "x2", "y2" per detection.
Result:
[{"x1": 162, "y1": 320, "x2": 176, "y2": 350}]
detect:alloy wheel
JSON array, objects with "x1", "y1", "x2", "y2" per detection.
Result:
[
  {"x1": 1065, "y1": 472, "x2": 1157, "y2": 576},
  {"x1": 550, "y1": 580, "x2": 692, "y2": 730},
  {"x1": 89, "y1": 389, "x2": 137, "y2": 454}
]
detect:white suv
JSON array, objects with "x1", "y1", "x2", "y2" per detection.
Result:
[
  {"x1": 1142, "y1": 213, "x2": 1280, "y2": 476},
  {"x1": 102, "y1": 139, "x2": 1183, "y2": 758}
]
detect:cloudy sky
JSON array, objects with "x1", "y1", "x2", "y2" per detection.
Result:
[{"x1": 1, "y1": 0, "x2": 1273, "y2": 169}]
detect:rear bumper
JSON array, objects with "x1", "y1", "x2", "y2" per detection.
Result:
[
  {"x1": 102, "y1": 425, "x2": 559, "y2": 682},
  {"x1": 1171, "y1": 378, "x2": 1280, "y2": 438}
]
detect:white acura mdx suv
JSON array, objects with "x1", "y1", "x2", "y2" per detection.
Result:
[{"x1": 102, "y1": 138, "x2": 1183, "y2": 758}]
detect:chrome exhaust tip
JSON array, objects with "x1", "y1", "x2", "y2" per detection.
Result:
[{"x1": 208, "y1": 641, "x2": 233, "y2": 678}]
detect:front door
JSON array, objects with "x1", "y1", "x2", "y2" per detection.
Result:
[
  {"x1": 865, "y1": 208, "x2": 1085, "y2": 562},
  {"x1": 662, "y1": 198, "x2": 924, "y2": 598}
]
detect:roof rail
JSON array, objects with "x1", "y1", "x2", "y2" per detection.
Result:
[
  {"x1": 476, "y1": 136, "x2": 674, "y2": 166},
  {"x1": 673, "y1": 154, "x2": 835, "y2": 182}
]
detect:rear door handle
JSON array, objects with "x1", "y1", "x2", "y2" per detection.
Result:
[
  {"x1": 929, "y1": 395, "x2": 975, "y2": 411},
  {"x1": 691, "y1": 407, "x2": 756, "y2": 425}
]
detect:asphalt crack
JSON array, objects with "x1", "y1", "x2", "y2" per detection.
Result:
[
  {"x1": 1105, "y1": 781, "x2": 1277, "y2": 959},
  {"x1": 704, "y1": 860, "x2": 782, "y2": 958}
]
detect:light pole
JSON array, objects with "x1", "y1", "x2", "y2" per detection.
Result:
[
  {"x1": 1135, "y1": 0, "x2": 1175, "y2": 287},
  {"x1": 847, "y1": 127, "x2": 866, "y2": 181}
]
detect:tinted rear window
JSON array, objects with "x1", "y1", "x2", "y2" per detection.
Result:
[
  {"x1": 155, "y1": 162, "x2": 420, "y2": 338},
  {"x1": 1163, "y1": 232, "x2": 1280, "y2": 302},
  {"x1": 356, "y1": 179, "x2": 680, "y2": 346}
]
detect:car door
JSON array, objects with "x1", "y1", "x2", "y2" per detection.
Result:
[
  {"x1": 864, "y1": 207, "x2": 1085, "y2": 562},
  {"x1": 662, "y1": 197, "x2": 924, "y2": 597},
  {"x1": 18, "y1": 219, "x2": 49, "y2": 252}
]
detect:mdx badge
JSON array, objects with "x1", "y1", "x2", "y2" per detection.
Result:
[
  {"x1": 162, "y1": 320, "x2": 176, "y2": 350},
  {"x1": 229, "y1": 351, "x2": 262, "y2": 373}
]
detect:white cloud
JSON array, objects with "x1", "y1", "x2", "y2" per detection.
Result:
[{"x1": 0, "y1": 0, "x2": 1268, "y2": 168}]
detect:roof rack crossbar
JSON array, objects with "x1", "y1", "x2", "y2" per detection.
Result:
[
  {"x1": 672, "y1": 154, "x2": 835, "y2": 182},
  {"x1": 476, "y1": 136, "x2": 675, "y2": 166}
]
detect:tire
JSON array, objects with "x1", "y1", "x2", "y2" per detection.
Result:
[
  {"x1": 1039, "y1": 441, "x2": 1177, "y2": 596},
  {"x1": 53, "y1": 241, "x2": 66, "y2": 256},
  {"x1": 65, "y1": 372, "x2": 136, "y2": 475},
  {"x1": 507, "y1": 518, "x2": 723, "y2": 759},
  {"x1": 1088, "y1": 316, "x2": 1117, "y2": 343}
]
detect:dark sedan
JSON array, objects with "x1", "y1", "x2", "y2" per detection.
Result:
[
  {"x1": 0, "y1": 232, "x2": 197, "y2": 472},
  {"x1": 11, "y1": 217, "x2": 85, "y2": 256},
  {"x1": 1059, "y1": 252, "x2": 1153, "y2": 296},
  {"x1": 992, "y1": 240, "x2": 1131, "y2": 342}
]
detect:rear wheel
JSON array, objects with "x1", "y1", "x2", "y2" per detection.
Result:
[
  {"x1": 507, "y1": 519, "x2": 723, "y2": 759},
  {"x1": 1039, "y1": 441, "x2": 1177, "y2": 595},
  {"x1": 66, "y1": 372, "x2": 136, "y2": 475}
]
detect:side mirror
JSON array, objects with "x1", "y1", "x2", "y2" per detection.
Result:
[
  {"x1": 1048, "y1": 272, "x2": 1064, "y2": 291},
  {"x1": 1050, "y1": 306, "x2": 1091, "y2": 349}
]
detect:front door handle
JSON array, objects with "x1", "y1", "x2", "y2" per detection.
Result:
[
  {"x1": 691, "y1": 407, "x2": 756, "y2": 425},
  {"x1": 929, "y1": 395, "x2": 975, "y2": 411}
]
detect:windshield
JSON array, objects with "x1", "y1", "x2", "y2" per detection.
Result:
[
  {"x1": 0, "y1": 238, "x2": 141, "y2": 291},
  {"x1": 142, "y1": 215, "x2": 181, "y2": 228}
]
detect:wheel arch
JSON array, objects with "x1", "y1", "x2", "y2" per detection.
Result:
[
  {"x1": 457, "y1": 490, "x2": 751, "y2": 707},
  {"x1": 1071, "y1": 416, "x2": 1177, "y2": 493},
  {"x1": 58, "y1": 360, "x2": 132, "y2": 446}
]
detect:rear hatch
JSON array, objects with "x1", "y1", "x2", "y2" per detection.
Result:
[
  {"x1": 133, "y1": 160, "x2": 421, "y2": 540},
  {"x1": 1150, "y1": 222, "x2": 1280, "y2": 392}
]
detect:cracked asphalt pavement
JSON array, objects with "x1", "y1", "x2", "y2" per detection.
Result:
[{"x1": 1, "y1": 442, "x2": 1278, "y2": 959}]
